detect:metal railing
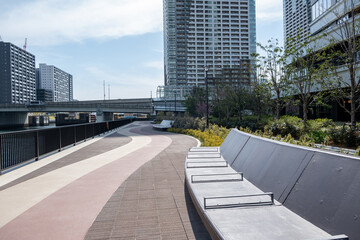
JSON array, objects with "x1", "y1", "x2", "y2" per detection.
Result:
[
  {"x1": 191, "y1": 172, "x2": 244, "y2": 183},
  {"x1": 187, "y1": 152, "x2": 222, "y2": 158},
  {"x1": 186, "y1": 160, "x2": 228, "y2": 168},
  {"x1": 204, "y1": 192, "x2": 275, "y2": 209},
  {"x1": 0, "y1": 119, "x2": 132, "y2": 174}
]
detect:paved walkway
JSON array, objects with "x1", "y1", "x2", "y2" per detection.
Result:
[{"x1": 0, "y1": 121, "x2": 210, "y2": 240}]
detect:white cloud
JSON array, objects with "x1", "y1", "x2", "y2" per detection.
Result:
[
  {"x1": 144, "y1": 60, "x2": 164, "y2": 70},
  {"x1": 0, "y1": 0, "x2": 283, "y2": 45},
  {"x1": 256, "y1": 0, "x2": 283, "y2": 22},
  {"x1": 0, "y1": 0, "x2": 163, "y2": 46}
]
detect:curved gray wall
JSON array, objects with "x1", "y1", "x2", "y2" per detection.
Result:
[
  {"x1": 220, "y1": 129, "x2": 249, "y2": 164},
  {"x1": 223, "y1": 129, "x2": 360, "y2": 239},
  {"x1": 284, "y1": 152, "x2": 360, "y2": 239}
]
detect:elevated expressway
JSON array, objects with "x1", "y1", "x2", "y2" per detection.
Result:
[
  {"x1": 0, "y1": 98, "x2": 154, "y2": 128},
  {"x1": 0, "y1": 98, "x2": 154, "y2": 114}
]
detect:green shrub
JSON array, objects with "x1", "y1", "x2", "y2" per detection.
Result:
[
  {"x1": 172, "y1": 116, "x2": 206, "y2": 131},
  {"x1": 308, "y1": 130, "x2": 327, "y2": 144},
  {"x1": 298, "y1": 134, "x2": 315, "y2": 147},
  {"x1": 168, "y1": 124, "x2": 230, "y2": 147},
  {"x1": 264, "y1": 115, "x2": 303, "y2": 139},
  {"x1": 328, "y1": 125, "x2": 360, "y2": 148},
  {"x1": 307, "y1": 118, "x2": 335, "y2": 131},
  {"x1": 155, "y1": 111, "x2": 174, "y2": 121}
]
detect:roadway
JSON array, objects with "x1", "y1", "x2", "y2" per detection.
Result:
[{"x1": 0, "y1": 121, "x2": 210, "y2": 240}]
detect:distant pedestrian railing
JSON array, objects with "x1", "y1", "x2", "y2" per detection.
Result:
[{"x1": 0, "y1": 119, "x2": 132, "y2": 174}]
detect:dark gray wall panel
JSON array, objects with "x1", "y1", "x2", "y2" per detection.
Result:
[
  {"x1": 221, "y1": 129, "x2": 250, "y2": 165},
  {"x1": 230, "y1": 134, "x2": 315, "y2": 202},
  {"x1": 220, "y1": 129, "x2": 237, "y2": 153},
  {"x1": 230, "y1": 137, "x2": 277, "y2": 180},
  {"x1": 284, "y1": 152, "x2": 360, "y2": 239},
  {"x1": 251, "y1": 144, "x2": 314, "y2": 202}
]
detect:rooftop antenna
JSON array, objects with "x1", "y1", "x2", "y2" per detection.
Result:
[{"x1": 23, "y1": 38, "x2": 27, "y2": 51}]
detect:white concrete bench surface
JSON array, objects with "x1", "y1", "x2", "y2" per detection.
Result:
[
  {"x1": 185, "y1": 161, "x2": 341, "y2": 240},
  {"x1": 190, "y1": 147, "x2": 220, "y2": 152},
  {"x1": 152, "y1": 120, "x2": 174, "y2": 129},
  {"x1": 185, "y1": 128, "x2": 350, "y2": 239}
]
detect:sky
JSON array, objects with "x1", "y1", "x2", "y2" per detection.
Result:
[{"x1": 0, "y1": 0, "x2": 283, "y2": 101}]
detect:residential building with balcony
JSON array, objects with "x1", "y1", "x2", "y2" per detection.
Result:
[
  {"x1": 37, "y1": 63, "x2": 73, "y2": 102},
  {"x1": 163, "y1": 0, "x2": 256, "y2": 91},
  {"x1": 0, "y1": 41, "x2": 36, "y2": 104},
  {"x1": 283, "y1": 0, "x2": 311, "y2": 48}
]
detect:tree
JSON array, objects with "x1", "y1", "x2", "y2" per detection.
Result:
[
  {"x1": 211, "y1": 82, "x2": 253, "y2": 127},
  {"x1": 325, "y1": 0, "x2": 360, "y2": 128},
  {"x1": 285, "y1": 35, "x2": 330, "y2": 124},
  {"x1": 258, "y1": 39, "x2": 289, "y2": 119},
  {"x1": 211, "y1": 84, "x2": 232, "y2": 124},
  {"x1": 230, "y1": 84, "x2": 252, "y2": 122},
  {"x1": 184, "y1": 87, "x2": 207, "y2": 117},
  {"x1": 250, "y1": 53, "x2": 271, "y2": 121}
]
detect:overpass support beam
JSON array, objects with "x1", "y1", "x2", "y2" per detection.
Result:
[{"x1": 0, "y1": 112, "x2": 29, "y2": 129}]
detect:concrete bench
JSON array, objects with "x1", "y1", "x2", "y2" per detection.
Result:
[
  {"x1": 152, "y1": 120, "x2": 174, "y2": 130},
  {"x1": 185, "y1": 129, "x2": 354, "y2": 239},
  {"x1": 188, "y1": 129, "x2": 249, "y2": 162}
]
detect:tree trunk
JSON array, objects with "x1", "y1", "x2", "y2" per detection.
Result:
[
  {"x1": 276, "y1": 100, "x2": 281, "y2": 119},
  {"x1": 351, "y1": 95, "x2": 356, "y2": 129},
  {"x1": 238, "y1": 109, "x2": 242, "y2": 121},
  {"x1": 226, "y1": 106, "x2": 230, "y2": 124},
  {"x1": 257, "y1": 98, "x2": 262, "y2": 121},
  {"x1": 276, "y1": 90, "x2": 281, "y2": 119},
  {"x1": 350, "y1": 63, "x2": 356, "y2": 129},
  {"x1": 303, "y1": 101, "x2": 308, "y2": 126}
]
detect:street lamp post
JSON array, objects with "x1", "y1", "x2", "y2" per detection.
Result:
[{"x1": 205, "y1": 66, "x2": 209, "y2": 128}]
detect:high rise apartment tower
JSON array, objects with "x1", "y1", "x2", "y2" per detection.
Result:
[
  {"x1": 38, "y1": 63, "x2": 73, "y2": 102},
  {"x1": 163, "y1": 0, "x2": 256, "y2": 87},
  {"x1": 283, "y1": 0, "x2": 311, "y2": 47},
  {"x1": 0, "y1": 41, "x2": 36, "y2": 104}
]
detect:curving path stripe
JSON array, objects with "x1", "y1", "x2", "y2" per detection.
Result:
[
  {"x1": 0, "y1": 122, "x2": 171, "y2": 236},
  {"x1": 0, "y1": 128, "x2": 130, "y2": 189},
  {"x1": 0, "y1": 132, "x2": 132, "y2": 191},
  {"x1": 85, "y1": 124, "x2": 211, "y2": 240}
]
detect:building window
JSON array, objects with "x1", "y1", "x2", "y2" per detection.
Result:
[{"x1": 312, "y1": 0, "x2": 332, "y2": 21}]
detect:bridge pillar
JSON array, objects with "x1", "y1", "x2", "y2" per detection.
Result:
[
  {"x1": 96, "y1": 112, "x2": 114, "y2": 122},
  {"x1": 0, "y1": 112, "x2": 29, "y2": 129}
]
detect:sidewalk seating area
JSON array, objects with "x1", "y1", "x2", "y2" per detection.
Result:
[
  {"x1": 152, "y1": 120, "x2": 174, "y2": 130},
  {"x1": 185, "y1": 129, "x2": 357, "y2": 239},
  {"x1": 2, "y1": 122, "x2": 358, "y2": 240}
]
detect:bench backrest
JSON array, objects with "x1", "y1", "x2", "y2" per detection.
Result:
[{"x1": 219, "y1": 129, "x2": 360, "y2": 239}]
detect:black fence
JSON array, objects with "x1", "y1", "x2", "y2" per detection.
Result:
[{"x1": 0, "y1": 119, "x2": 132, "y2": 174}]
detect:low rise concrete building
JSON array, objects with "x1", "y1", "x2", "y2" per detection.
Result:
[{"x1": 37, "y1": 63, "x2": 73, "y2": 102}]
